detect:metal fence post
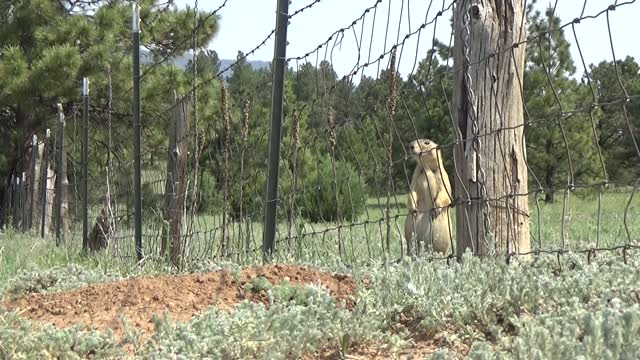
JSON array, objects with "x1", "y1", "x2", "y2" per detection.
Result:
[
  {"x1": 132, "y1": 3, "x2": 143, "y2": 262},
  {"x1": 82, "y1": 77, "x2": 90, "y2": 251},
  {"x1": 262, "y1": 0, "x2": 290, "y2": 260}
]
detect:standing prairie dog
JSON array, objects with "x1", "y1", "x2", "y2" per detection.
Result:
[{"x1": 404, "y1": 138, "x2": 453, "y2": 257}]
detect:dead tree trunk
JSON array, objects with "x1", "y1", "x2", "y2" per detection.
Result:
[
  {"x1": 452, "y1": 0, "x2": 531, "y2": 258},
  {"x1": 161, "y1": 92, "x2": 191, "y2": 267}
]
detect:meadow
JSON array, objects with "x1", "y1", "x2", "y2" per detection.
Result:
[
  {"x1": 0, "y1": 190, "x2": 639, "y2": 359},
  {"x1": 70, "y1": 187, "x2": 640, "y2": 266},
  {"x1": 1, "y1": 0, "x2": 639, "y2": 357}
]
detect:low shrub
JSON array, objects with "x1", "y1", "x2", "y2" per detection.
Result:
[{"x1": 297, "y1": 155, "x2": 368, "y2": 223}]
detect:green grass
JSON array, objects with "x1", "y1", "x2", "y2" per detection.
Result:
[
  {"x1": 1, "y1": 191, "x2": 639, "y2": 358},
  {"x1": 94, "y1": 189, "x2": 639, "y2": 264},
  {"x1": 4, "y1": 190, "x2": 635, "y2": 281},
  {"x1": 0, "y1": 228, "x2": 97, "y2": 285},
  {"x1": 0, "y1": 228, "x2": 201, "y2": 291},
  {"x1": 1, "y1": 237, "x2": 639, "y2": 358}
]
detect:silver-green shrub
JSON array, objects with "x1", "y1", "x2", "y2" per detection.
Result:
[{"x1": 139, "y1": 282, "x2": 407, "y2": 359}]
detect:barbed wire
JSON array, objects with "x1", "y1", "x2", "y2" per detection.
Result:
[
  {"x1": 165, "y1": 0, "x2": 328, "y2": 111},
  {"x1": 5, "y1": 0, "x2": 639, "y2": 267},
  {"x1": 110, "y1": 0, "x2": 230, "y2": 106},
  {"x1": 268, "y1": 0, "x2": 640, "y2": 261},
  {"x1": 293, "y1": 1, "x2": 639, "y2": 122}
]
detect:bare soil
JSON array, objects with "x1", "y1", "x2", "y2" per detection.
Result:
[
  {"x1": 0, "y1": 263, "x2": 460, "y2": 358},
  {"x1": 0, "y1": 264, "x2": 357, "y2": 340}
]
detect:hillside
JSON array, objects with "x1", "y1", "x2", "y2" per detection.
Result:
[{"x1": 140, "y1": 48, "x2": 271, "y2": 76}]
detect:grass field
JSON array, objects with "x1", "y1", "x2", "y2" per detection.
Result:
[
  {"x1": 67, "y1": 188, "x2": 640, "y2": 266},
  {"x1": 0, "y1": 191, "x2": 639, "y2": 359}
]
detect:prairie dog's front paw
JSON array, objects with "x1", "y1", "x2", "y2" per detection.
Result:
[{"x1": 431, "y1": 207, "x2": 443, "y2": 220}]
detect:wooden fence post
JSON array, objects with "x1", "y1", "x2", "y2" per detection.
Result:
[
  {"x1": 161, "y1": 91, "x2": 192, "y2": 267},
  {"x1": 40, "y1": 129, "x2": 51, "y2": 238},
  {"x1": 28, "y1": 135, "x2": 38, "y2": 231},
  {"x1": 452, "y1": 0, "x2": 531, "y2": 258},
  {"x1": 55, "y1": 104, "x2": 69, "y2": 245}
]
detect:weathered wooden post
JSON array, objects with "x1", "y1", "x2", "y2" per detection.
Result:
[
  {"x1": 28, "y1": 135, "x2": 38, "y2": 231},
  {"x1": 452, "y1": 0, "x2": 531, "y2": 258},
  {"x1": 161, "y1": 91, "x2": 191, "y2": 267},
  {"x1": 54, "y1": 104, "x2": 69, "y2": 245},
  {"x1": 40, "y1": 129, "x2": 52, "y2": 238}
]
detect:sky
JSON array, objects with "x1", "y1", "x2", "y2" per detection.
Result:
[{"x1": 174, "y1": 0, "x2": 640, "y2": 79}]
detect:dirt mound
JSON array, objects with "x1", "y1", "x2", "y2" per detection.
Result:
[{"x1": 0, "y1": 264, "x2": 357, "y2": 340}]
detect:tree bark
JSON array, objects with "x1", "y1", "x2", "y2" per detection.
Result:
[
  {"x1": 453, "y1": 0, "x2": 531, "y2": 258},
  {"x1": 544, "y1": 165, "x2": 556, "y2": 203}
]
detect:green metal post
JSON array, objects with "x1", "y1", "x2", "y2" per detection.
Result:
[
  {"x1": 132, "y1": 3, "x2": 143, "y2": 262},
  {"x1": 262, "y1": 0, "x2": 290, "y2": 260},
  {"x1": 82, "y1": 77, "x2": 89, "y2": 251}
]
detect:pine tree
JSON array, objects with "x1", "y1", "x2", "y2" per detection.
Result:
[
  {"x1": 0, "y1": 0, "x2": 220, "y2": 210},
  {"x1": 588, "y1": 57, "x2": 640, "y2": 183},
  {"x1": 186, "y1": 49, "x2": 221, "y2": 78},
  {"x1": 524, "y1": 6, "x2": 601, "y2": 202}
]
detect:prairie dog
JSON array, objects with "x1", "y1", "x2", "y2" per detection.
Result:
[{"x1": 404, "y1": 138, "x2": 453, "y2": 257}]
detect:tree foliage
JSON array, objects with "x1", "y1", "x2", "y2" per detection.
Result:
[
  {"x1": 524, "y1": 6, "x2": 602, "y2": 202},
  {"x1": 1, "y1": 0, "x2": 638, "y2": 230},
  {"x1": 588, "y1": 57, "x2": 640, "y2": 183},
  {"x1": 0, "y1": 0, "x2": 220, "y2": 218}
]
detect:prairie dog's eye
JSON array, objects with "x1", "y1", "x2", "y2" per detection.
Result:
[{"x1": 423, "y1": 140, "x2": 430, "y2": 145}]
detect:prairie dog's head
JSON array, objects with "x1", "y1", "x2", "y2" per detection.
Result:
[
  {"x1": 407, "y1": 139, "x2": 442, "y2": 169},
  {"x1": 407, "y1": 138, "x2": 439, "y2": 158}
]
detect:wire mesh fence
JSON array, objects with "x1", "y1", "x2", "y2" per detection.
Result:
[{"x1": 1, "y1": 0, "x2": 639, "y2": 268}]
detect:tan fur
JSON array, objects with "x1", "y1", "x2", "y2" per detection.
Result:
[{"x1": 404, "y1": 138, "x2": 453, "y2": 257}]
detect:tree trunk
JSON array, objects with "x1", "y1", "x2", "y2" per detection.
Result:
[
  {"x1": 544, "y1": 191, "x2": 555, "y2": 204},
  {"x1": 453, "y1": 0, "x2": 531, "y2": 258},
  {"x1": 544, "y1": 165, "x2": 556, "y2": 203}
]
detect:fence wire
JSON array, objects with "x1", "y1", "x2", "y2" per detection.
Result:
[{"x1": 2, "y1": 0, "x2": 639, "y2": 268}]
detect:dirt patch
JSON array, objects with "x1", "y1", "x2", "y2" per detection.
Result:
[{"x1": 0, "y1": 264, "x2": 357, "y2": 340}]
